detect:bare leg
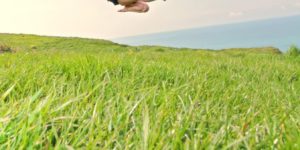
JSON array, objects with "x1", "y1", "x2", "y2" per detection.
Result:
[
  {"x1": 118, "y1": 0, "x2": 149, "y2": 13},
  {"x1": 118, "y1": 0, "x2": 137, "y2": 6}
]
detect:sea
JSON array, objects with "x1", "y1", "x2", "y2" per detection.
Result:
[{"x1": 113, "y1": 15, "x2": 300, "y2": 51}]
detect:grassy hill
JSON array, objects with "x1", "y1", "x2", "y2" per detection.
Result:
[{"x1": 0, "y1": 33, "x2": 299, "y2": 149}]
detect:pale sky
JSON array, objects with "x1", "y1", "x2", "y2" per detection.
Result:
[{"x1": 0, "y1": 0, "x2": 300, "y2": 39}]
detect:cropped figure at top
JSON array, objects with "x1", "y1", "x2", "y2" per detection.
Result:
[{"x1": 108, "y1": 0, "x2": 163, "y2": 13}]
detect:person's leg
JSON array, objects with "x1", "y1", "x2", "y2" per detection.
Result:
[
  {"x1": 118, "y1": 0, "x2": 137, "y2": 6},
  {"x1": 118, "y1": 0, "x2": 149, "y2": 13}
]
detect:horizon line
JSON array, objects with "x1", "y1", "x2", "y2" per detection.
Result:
[{"x1": 112, "y1": 13, "x2": 300, "y2": 40}]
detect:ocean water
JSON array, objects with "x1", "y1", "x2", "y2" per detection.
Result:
[{"x1": 113, "y1": 15, "x2": 300, "y2": 51}]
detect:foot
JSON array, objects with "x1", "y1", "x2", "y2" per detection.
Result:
[{"x1": 118, "y1": 1, "x2": 149, "y2": 13}]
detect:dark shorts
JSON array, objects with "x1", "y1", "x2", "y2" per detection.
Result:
[{"x1": 108, "y1": 0, "x2": 119, "y2": 5}]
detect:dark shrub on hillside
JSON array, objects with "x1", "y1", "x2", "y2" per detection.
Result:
[
  {"x1": 287, "y1": 45, "x2": 300, "y2": 57},
  {"x1": 0, "y1": 44, "x2": 14, "y2": 53},
  {"x1": 155, "y1": 48, "x2": 166, "y2": 52}
]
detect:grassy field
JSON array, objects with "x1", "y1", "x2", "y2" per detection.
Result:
[{"x1": 0, "y1": 33, "x2": 299, "y2": 149}]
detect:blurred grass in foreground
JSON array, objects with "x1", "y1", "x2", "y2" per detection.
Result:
[{"x1": 0, "y1": 33, "x2": 299, "y2": 149}]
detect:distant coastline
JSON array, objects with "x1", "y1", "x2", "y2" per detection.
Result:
[{"x1": 113, "y1": 15, "x2": 300, "y2": 51}]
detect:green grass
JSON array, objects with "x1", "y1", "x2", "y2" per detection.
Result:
[
  {"x1": 0, "y1": 33, "x2": 299, "y2": 149},
  {"x1": 287, "y1": 45, "x2": 300, "y2": 57}
]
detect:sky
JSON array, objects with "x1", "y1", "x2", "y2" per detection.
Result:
[{"x1": 0, "y1": 0, "x2": 300, "y2": 39}]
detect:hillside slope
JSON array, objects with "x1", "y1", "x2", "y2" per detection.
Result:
[{"x1": 0, "y1": 33, "x2": 282, "y2": 54}]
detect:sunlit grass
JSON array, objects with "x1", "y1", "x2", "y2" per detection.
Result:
[{"x1": 0, "y1": 34, "x2": 299, "y2": 149}]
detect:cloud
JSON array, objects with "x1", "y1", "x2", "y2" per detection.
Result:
[
  {"x1": 296, "y1": 2, "x2": 300, "y2": 7},
  {"x1": 228, "y1": 11, "x2": 244, "y2": 17}
]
